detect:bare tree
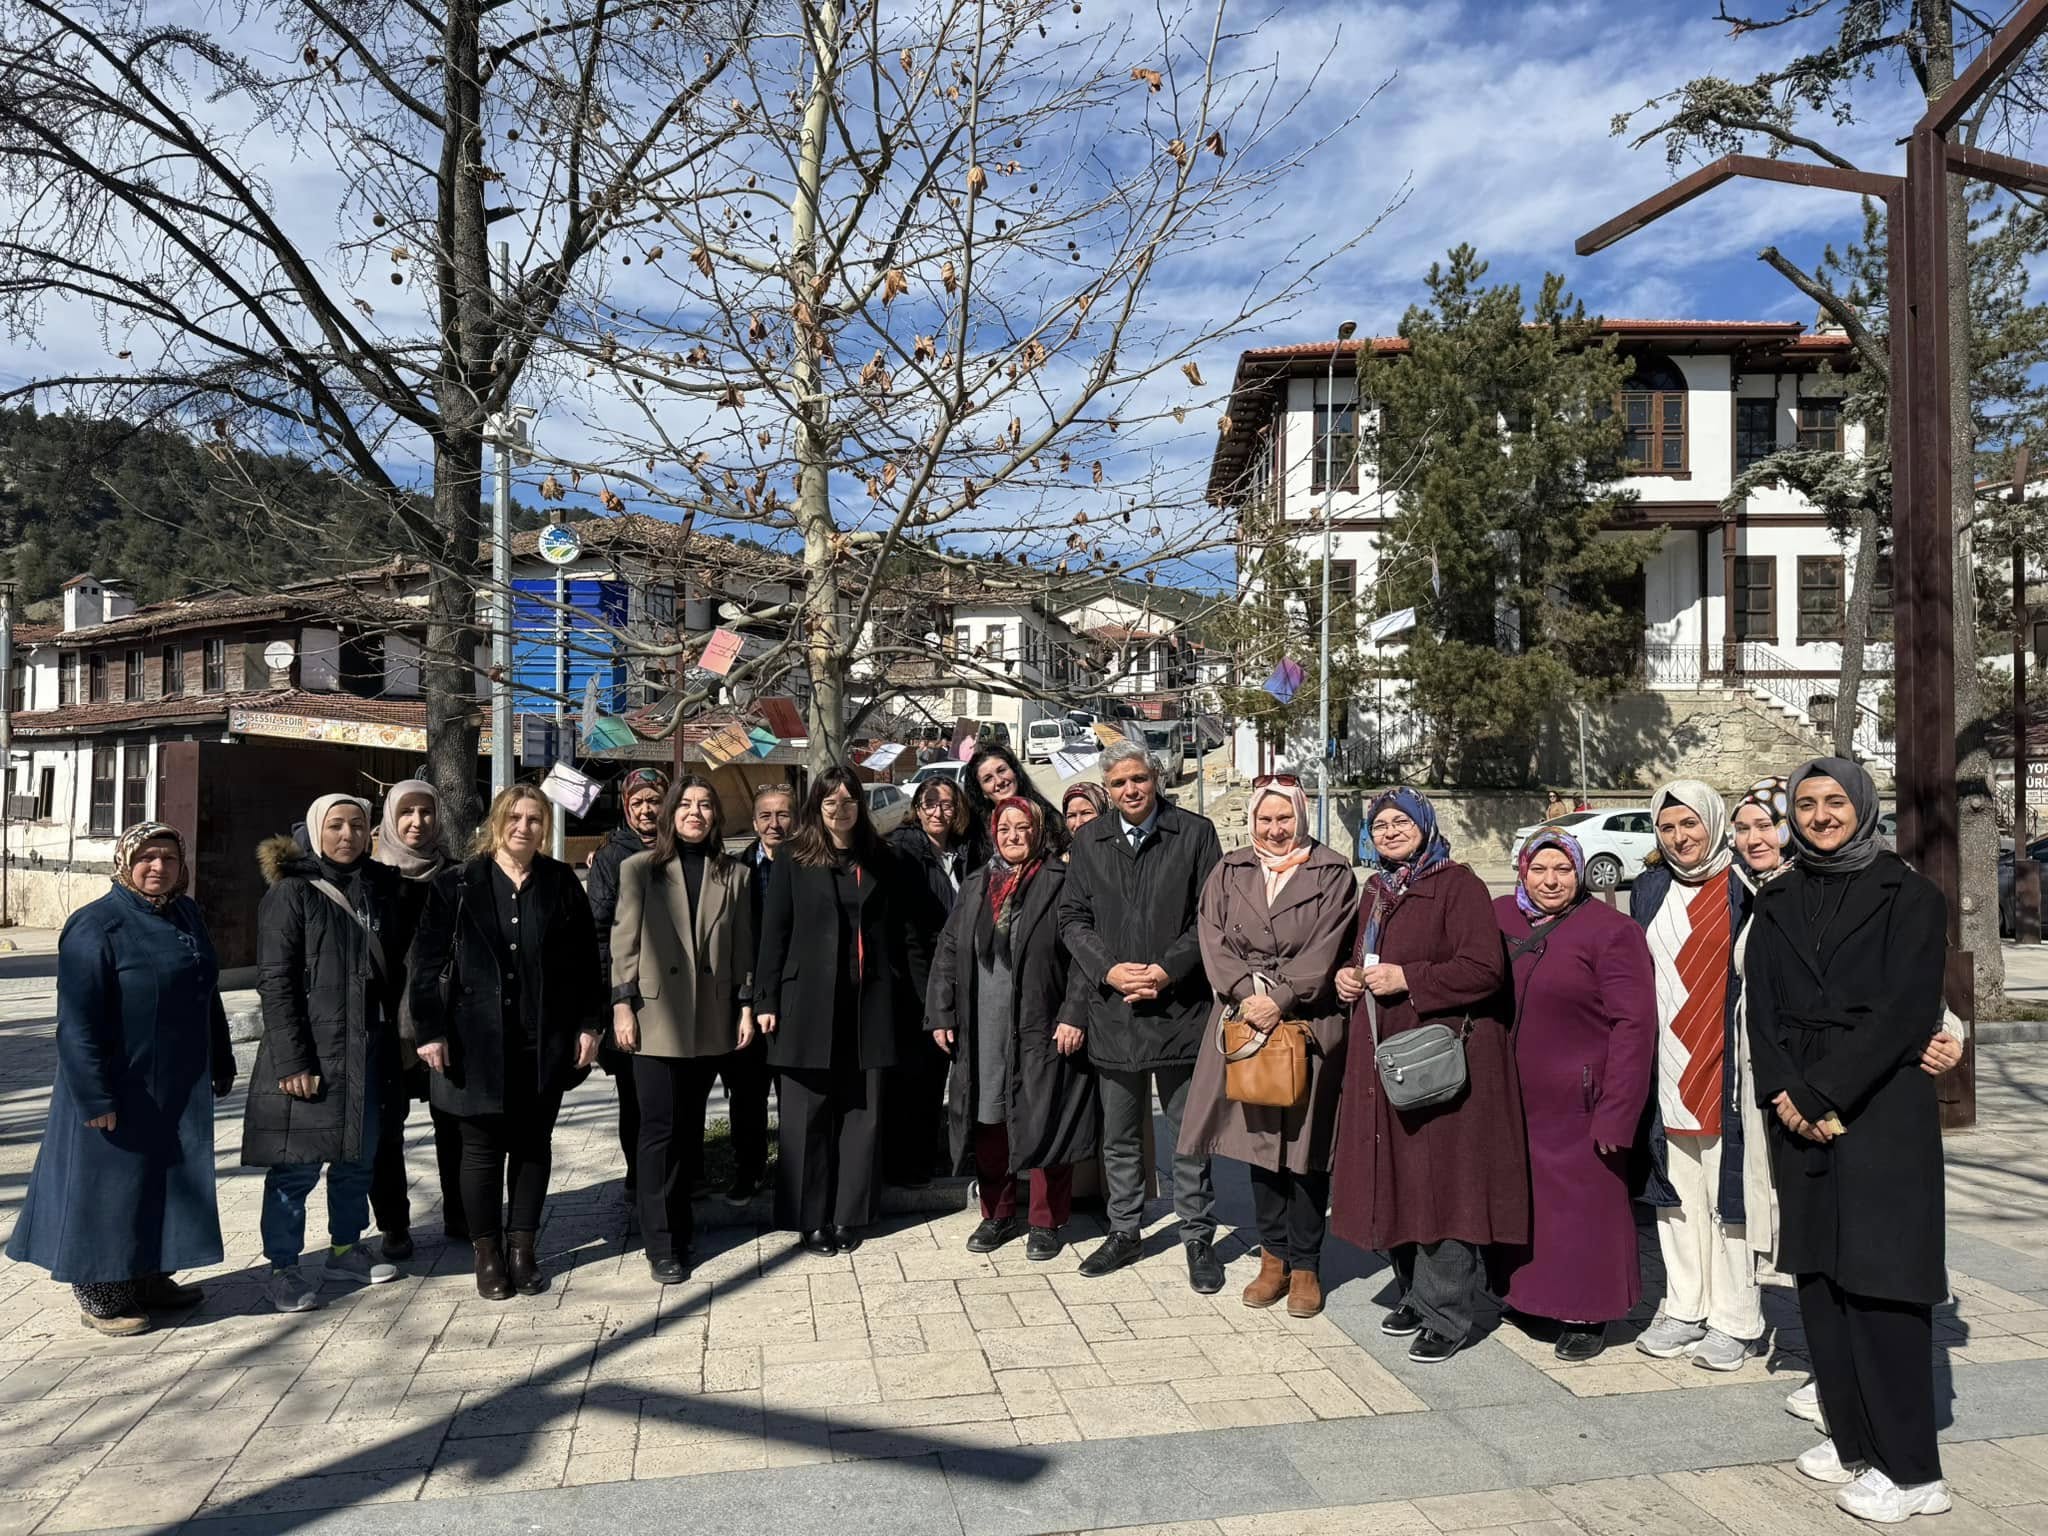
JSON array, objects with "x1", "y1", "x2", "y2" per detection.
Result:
[{"x1": 0, "y1": 0, "x2": 750, "y2": 835}]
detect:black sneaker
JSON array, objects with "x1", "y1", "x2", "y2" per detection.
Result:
[
  {"x1": 1381, "y1": 1304, "x2": 1424, "y2": 1338},
  {"x1": 1078, "y1": 1231, "x2": 1143, "y2": 1278},
  {"x1": 723, "y1": 1175, "x2": 759, "y2": 1208},
  {"x1": 1025, "y1": 1227, "x2": 1064, "y2": 1262},
  {"x1": 967, "y1": 1217, "x2": 1026, "y2": 1254},
  {"x1": 1554, "y1": 1327, "x2": 1607, "y2": 1362},
  {"x1": 1408, "y1": 1328, "x2": 1464, "y2": 1364},
  {"x1": 1185, "y1": 1238, "x2": 1225, "y2": 1295}
]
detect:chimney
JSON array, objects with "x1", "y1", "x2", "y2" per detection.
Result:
[
  {"x1": 101, "y1": 580, "x2": 137, "y2": 623},
  {"x1": 61, "y1": 574, "x2": 104, "y2": 632}
]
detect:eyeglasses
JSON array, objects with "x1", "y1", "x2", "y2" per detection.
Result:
[
  {"x1": 1370, "y1": 813, "x2": 1418, "y2": 834},
  {"x1": 1253, "y1": 773, "x2": 1301, "y2": 789}
]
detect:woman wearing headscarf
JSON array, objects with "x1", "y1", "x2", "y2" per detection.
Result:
[
  {"x1": 1060, "y1": 781, "x2": 1110, "y2": 845},
  {"x1": 407, "y1": 785, "x2": 607, "y2": 1299},
  {"x1": 611, "y1": 775, "x2": 757, "y2": 1284},
  {"x1": 1179, "y1": 777, "x2": 1355, "y2": 1318},
  {"x1": 367, "y1": 778, "x2": 460, "y2": 1258},
  {"x1": 887, "y1": 775, "x2": 971, "y2": 1186},
  {"x1": 963, "y1": 741, "x2": 1068, "y2": 868},
  {"x1": 1492, "y1": 829, "x2": 1656, "y2": 1360},
  {"x1": 8, "y1": 824, "x2": 235, "y2": 1336},
  {"x1": 926, "y1": 796, "x2": 1097, "y2": 1260},
  {"x1": 243, "y1": 794, "x2": 405, "y2": 1312},
  {"x1": 1745, "y1": 759, "x2": 1952, "y2": 1523},
  {"x1": 1330, "y1": 788, "x2": 1525, "y2": 1364},
  {"x1": 1628, "y1": 779, "x2": 1759, "y2": 1372}
]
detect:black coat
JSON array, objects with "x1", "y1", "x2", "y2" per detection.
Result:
[
  {"x1": 889, "y1": 822, "x2": 967, "y2": 1024},
  {"x1": 405, "y1": 855, "x2": 607, "y2": 1116},
  {"x1": 242, "y1": 838, "x2": 403, "y2": 1168},
  {"x1": 754, "y1": 850, "x2": 921, "y2": 1072},
  {"x1": 588, "y1": 822, "x2": 654, "y2": 1070},
  {"x1": 1056, "y1": 802, "x2": 1223, "y2": 1070},
  {"x1": 926, "y1": 864, "x2": 1098, "y2": 1175},
  {"x1": 1745, "y1": 852, "x2": 1948, "y2": 1304}
]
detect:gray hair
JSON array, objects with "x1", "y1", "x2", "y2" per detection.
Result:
[{"x1": 1099, "y1": 739, "x2": 1162, "y2": 783}]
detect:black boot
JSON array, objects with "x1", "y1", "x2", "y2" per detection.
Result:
[
  {"x1": 472, "y1": 1236, "x2": 515, "y2": 1301},
  {"x1": 506, "y1": 1230, "x2": 547, "y2": 1295}
]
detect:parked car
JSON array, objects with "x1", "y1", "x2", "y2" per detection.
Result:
[
  {"x1": 1063, "y1": 709, "x2": 1097, "y2": 732},
  {"x1": 1997, "y1": 834, "x2": 2048, "y2": 936},
  {"x1": 1134, "y1": 720, "x2": 1188, "y2": 779},
  {"x1": 865, "y1": 781, "x2": 911, "y2": 835},
  {"x1": 907, "y1": 760, "x2": 968, "y2": 792},
  {"x1": 1507, "y1": 807, "x2": 1659, "y2": 892},
  {"x1": 1025, "y1": 718, "x2": 1069, "y2": 763}
]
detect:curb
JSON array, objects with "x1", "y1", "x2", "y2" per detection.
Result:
[{"x1": 1980, "y1": 1018, "x2": 2048, "y2": 1045}]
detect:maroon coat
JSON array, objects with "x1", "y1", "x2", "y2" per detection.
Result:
[
  {"x1": 1328, "y1": 862, "x2": 1529, "y2": 1251},
  {"x1": 1493, "y1": 895, "x2": 1656, "y2": 1323}
]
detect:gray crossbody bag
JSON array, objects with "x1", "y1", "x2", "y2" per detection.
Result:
[{"x1": 1360, "y1": 951, "x2": 1472, "y2": 1111}]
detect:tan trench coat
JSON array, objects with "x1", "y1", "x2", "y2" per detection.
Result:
[
  {"x1": 611, "y1": 849, "x2": 755, "y2": 1059},
  {"x1": 1176, "y1": 843, "x2": 1356, "y2": 1175}
]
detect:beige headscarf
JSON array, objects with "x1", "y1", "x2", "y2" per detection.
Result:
[
  {"x1": 1247, "y1": 781, "x2": 1314, "y2": 902},
  {"x1": 373, "y1": 779, "x2": 448, "y2": 881},
  {"x1": 1649, "y1": 778, "x2": 1733, "y2": 884}
]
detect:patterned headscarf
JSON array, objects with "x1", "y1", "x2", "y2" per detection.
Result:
[
  {"x1": 1515, "y1": 829, "x2": 1587, "y2": 921},
  {"x1": 1787, "y1": 756, "x2": 1884, "y2": 875},
  {"x1": 1247, "y1": 781, "x2": 1314, "y2": 902},
  {"x1": 978, "y1": 795, "x2": 1047, "y2": 964},
  {"x1": 1649, "y1": 778, "x2": 1733, "y2": 884},
  {"x1": 114, "y1": 821, "x2": 189, "y2": 910},
  {"x1": 621, "y1": 767, "x2": 671, "y2": 802},
  {"x1": 1061, "y1": 781, "x2": 1110, "y2": 823},
  {"x1": 1359, "y1": 787, "x2": 1453, "y2": 960},
  {"x1": 1731, "y1": 774, "x2": 1793, "y2": 890}
]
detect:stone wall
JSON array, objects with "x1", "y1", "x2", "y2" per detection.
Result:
[{"x1": 0, "y1": 862, "x2": 112, "y2": 930}]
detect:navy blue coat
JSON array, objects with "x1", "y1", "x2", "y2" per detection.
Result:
[
  {"x1": 7, "y1": 886, "x2": 233, "y2": 1284},
  {"x1": 1627, "y1": 862, "x2": 1751, "y2": 1222}
]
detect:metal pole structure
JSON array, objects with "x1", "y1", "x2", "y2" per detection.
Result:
[
  {"x1": 0, "y1": 580, "x2": 14, "y2": 928},
  {"x1": 1576, "y1": 704, "x2": 1588, "y2": 810},
  {"x1": 1316, "y1": 320, "x2": 1357, "y2": 844},
  {"x1": 2011, "y1": 448, "x2": 2039, "y2": 940},
  {"x1": 552, "y1": 559, "x2": 568, "y2": 860},
  {"x1": 490, "y1": 240, "x2": 515, "y2": 800}
]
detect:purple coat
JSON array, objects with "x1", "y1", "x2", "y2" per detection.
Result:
[
  {"x1": 1493, "y1": 895, "x2": 1657, "y2": 1323},
  {"x1": 1329, "y1": 862, "x2": 1529, "y2": 1252}
]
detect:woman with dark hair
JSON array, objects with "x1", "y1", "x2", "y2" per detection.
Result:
[
  {"x1": 963, "y1": 742, "x2": 1067, "y2": 867},
  {"x1": 927, "y1": 796, "x2": 1096, "y2": 1259},
  {"x1": 755, "y1": 766, "x2": 921, "y2": 1253},
  {"x1": 610, "y1": 776, "x2": 756, "y2": 1284},
  {"x1": 8, "y1": 823, "x2": 235, "y2": 1336},
  {"x1": 408, "y1": 785, "x2": 606, "y2": 1299},
  {"x1": 887, "y1": 775, "x2": 971, "y2": 1185},
  {"x1": 1748, "y1": 759, "x2": 1952, "y2": 1523}
]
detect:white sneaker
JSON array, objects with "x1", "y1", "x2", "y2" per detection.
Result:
[
  {"x1": 1636, "y1": 1313, "x2": 1708, "y2": 1358},
  {"x1": 322, "y1": 1244, "x2": 398, "y2": 1285},
  {"x1": 266, "y1": 1266, "x2": 321, "y2": 1313},
  {"x1": 1797, "y1": 1438, "x2": 1867, "y2": 1486},
  {"x1": 1835, "y1": 1468, "x2": 1953, "y2": 1523},
  {"x1": 1786, "y1": 1379, "x2": 1829, "y2": 1430},
  {"x1": 1690, "y1": 1327, "x2": 1752, "y2": 1372}
]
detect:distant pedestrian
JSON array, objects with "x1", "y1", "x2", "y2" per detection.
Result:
[
  {"x1": 1545, "y1": 790, "x2": 1572, "y2": 821},
  {"x1": 610, "y1": 776, "x2": 757, "y2": 1285},
  {"x1": 887, "y1": 776, "x2": 972, "y2": 1186},
  {"x1": 587, "y1": 767, "x2": 670, "y2": 1212},
  {"x1": 407, "y1": 785, "x2": 606, "y2": 1300},
  {"x1": 244, "y1": 795, "x2": 405, "y2": 1312},
  {"x1": 1749, "y1": 759, "x2": 1953, "y2": 1523},
  {"x1": 1493, "y1": 829, "x2": 1656, "y2": 1360},
  {"x1": 1330, "y1": 787, "x2": 1527, "y2": 1364},
  {"x1": 1630, "y1": 780, "x2": 1761, "y2": 1372},
  {"x1": 1179, "y1": 777, "x2": 1354, "y2": 1318},
  {"x1": 926, "y1": 796, "x2": 1098, "y2": 1260},
  {"x1": 8, "y1": 824, "x2": 235, "y2": 1336},
  {"x1": 1058, "y1": 741, "x2": 1225, "y2": 1293},
  {"x1": 368, "y1": 778, "x2": 460, "y2": 1259},
  {"x1": 754, "y1": 766, "x2": 922, "y2": 1254}
]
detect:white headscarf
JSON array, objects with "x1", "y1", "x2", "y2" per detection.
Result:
[
  {"x1": 1649, "y1": 778, "x2": 1733, "y2": 884},
  {"x1": 306, "y1": 793, "x2": 374, "y2": 866},
  {"x1": 1247, "y1": 781, "x2": 1314, "y2": 902},
  {"x1": 373, "y1": 779, "x2": 447, "y2": 881}
]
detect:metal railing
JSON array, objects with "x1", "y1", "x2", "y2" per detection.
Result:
[{"x1": 1641, "y1": 639, "x2": 1892, "y2": 763}]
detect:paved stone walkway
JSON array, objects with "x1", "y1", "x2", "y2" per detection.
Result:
[{"x1": 1, "y1": 958, "x2": 2046, "y2": 1534}]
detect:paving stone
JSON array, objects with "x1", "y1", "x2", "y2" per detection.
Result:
[
  {"x1": 1542, "y1": 1475, "x2": 1738, "y2": 1536},
  {"x1": 0, "y1": 1499, "x2": 59, "y2": 1535},
  {"x1": 1412, "y1": 1489, "x2": 1567, "y2": 1531},
  {"x1": 228, "y1": 1419, "x2": 446, "y2": 1480},
  {"x1": 38, "y1": 1456, "x2": 226, "y2": 1532},
  {"x1": 1216, "y1": 1500, "x2": 1437, "y2": 1534},
  {"x1": 1284, "y1": 1368, "x2": 1374, "y2": 1419},
  {"x1": 1945, "y1": 1440, "x2": 2048, "y2": 1506},
  {"x1": 704, "y1": 1346, "x2": 764, "y2": 1391},
  {"x1": 0, "y1": 1441, "x2": 114, "y2": 1500},
  {"x1": 1187, "y1": 1395, "x2": 1319, "y2": 1429},
  {"x1": 1310, "y1": 1344, "x2": 1428, "y2": 1415},
  {"x1": 875, "y1": 1349, "x2": 995, "y2": 1400},
  {"x1": 980, "y1": 1322, "x2": 1099, "y2": 1369},
  {"x1": 1546, "y1": 1362, "x2": 1680, "y2": 1397},
  {"x1": 634, "y1": 1437, "x2": 770, "y2": 1477},
  {"x1": 833, "y1": 1393, "x2": 1011, "y2": 1430},
  {"x1": 1062, "y1": 1383, "x2": 1203, "y2": 1438},
  {"x1": 1015, "y1": 1412, "x2": 1084, "y2": 1444},
  {"x1": 1171, "y1": 1372, "x2": 1298, "y2": 1403},
  {"x1": 1090, "y1": 1336, "x2": 1216, "y2": 1384},
  {"x1": 419, "y1": 1429, "x2": 571, "y2": 1496},
  {"x1": 197, "y1": 1468, "x2": 426, "y2": 1517},
  {"x1": 104, "y1": 1402, "x2": 268, "y2": 1463}
]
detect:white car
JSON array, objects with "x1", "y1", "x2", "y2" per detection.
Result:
[
  {"x1": 1024, "y1": 718, "x2": 1068, "y2": 763},
  {"x1": 1507, "y1": 807, "x2": 1659, "y2": 892},
  {"x1": 864, "y1": 781, "x2": 911, "y2": 835}
]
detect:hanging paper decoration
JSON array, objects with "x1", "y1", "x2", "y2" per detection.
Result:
[{"x1": 1264, "y1": 657, "x2": 1304, "y2": 704}]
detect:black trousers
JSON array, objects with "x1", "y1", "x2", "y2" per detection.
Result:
[
  {"x1": 719, "y1": 1038, "x2": 771, "y2": 1184},
  {"x1": 775, "y1": 1065, "x2": 881, "y2": 1232},
  {"x1": 452, "y1": 1087, "x2": 565, "y2": 1241},
  {"x1": 429, "y1": 1106, "x2": 477, "y2": 1240},
  {"x1": 1391, "y1": 1237, "x2": 1483, "y2": 1342},
  {"x1": 370, "y1": 1081, "x2": 466, "y2": 1237},
  {"x1": 1248, "y1": 1164, "x2": 1330, "y2": 1271},
  {"x1": 883, "y1": 1035, "x2": 950, "y2": 1182},
  {"x1": 611, "y1": 1054, "x2": 641, "y2": 1193},
  {"x1": 1799, "y1": 1272, "x2": 1942, "y2": 1486},
  {"x1": 635, "y1": 1054, "x2": 719, "y2": 1260}
]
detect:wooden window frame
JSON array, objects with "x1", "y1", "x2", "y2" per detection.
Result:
[
  {"x1": 86, "y1": 653, "x2": 108, "y2": 704},
  {"x1": 1868, "y1": 553, "x2": 1895, "y2": 641},
  {"x1": 35, "y1": 766, "x2": 56, "y2": 821},
  {"x1": 121, "y1": 741, "x2": 149, "y2": 830},
  {"x1": 1734, "y1": 398, "x2": 1777, "y2": 475},
  {"x1": 124, "y1": 649, "x2": 145, "y2": 702},
  {"x1": 1619, "y1": 389, "x2": 1688, "y2": 475},
  {"x1": 1733, "y1": 555, "x2": 1777, "y2": 643},
  {"x1": 1797, "y1": 555, "x2": 1846, "y2": 644},
  {"x1": 202, "y1": 637, "x2": 226, "y2": 693},
  {"x1": 88, "y1": 746, "x2": 116, "y2": 837},
  {"x1": 1797, "y1": 397, "x2": 1845, "y2": 454},
  {"x1": 1309, "y1": 402, "x2": 1360, "y2": 494},
  {"x1": 161, "y1": 644, "x2": 184, "y2": 696}
]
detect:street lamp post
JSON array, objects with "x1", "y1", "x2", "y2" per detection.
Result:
[
  {"x1": 1317, "y1": 319, "x2": 1358, "y2": 844},
  {"x1": 1575, "y1": 0, "x2": 2048, "y2": 1129}
]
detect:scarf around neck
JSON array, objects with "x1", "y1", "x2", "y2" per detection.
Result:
[
  {"x1": 1786, "y1": 756, "x2": 1884, "y2": 875},
  {"x1": 1359, "y1": 786, "x2": 1453, "y2": 960},
  {"x1": 978, "y1": 795, "x2": 1046, "y2": 964},
  {"x1": 1247, "y1": 782, "x2": 1314, "y2": 902},
  {"x1": 373, "y1": 779, "x2": 449, "y2": 881}
]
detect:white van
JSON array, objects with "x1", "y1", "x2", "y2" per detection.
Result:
[{"x1": 1024, "y1": 718, "x2": 1067, "y2": 763}]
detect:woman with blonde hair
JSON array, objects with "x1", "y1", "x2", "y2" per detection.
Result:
[{"x1": 407, "y1": 785, "x2": 606, "y2": 1299}]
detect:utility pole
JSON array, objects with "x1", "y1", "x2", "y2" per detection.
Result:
[
  {"x1": 553, "y1": 526, "x2": 568, "y2": 861},
  {"x1": 0, "y1": 580, "x2": 14, "y2": 928},
  {"x1": 1316, "y1": 319, "x2": 1357, "y2": 843},
  {"x1": 2013, "y1": 448, "x2": 2039, "y2": 942}
]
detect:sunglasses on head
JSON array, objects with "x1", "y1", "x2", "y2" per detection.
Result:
[{"x1": 1253, "y1": 773, "x2": 1302, "y2": 788}]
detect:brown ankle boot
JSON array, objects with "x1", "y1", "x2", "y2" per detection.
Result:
[
  {"x1": 1287, "y1": 1268, "x2": 1324, "y2": 1318},
  {"x1": 1242, "y1": 1248, "x2": 1290, "y2": 1308},
  {"x1": 472, "y1": 1236, "x2": 515, "y2": 1301},
  {"x1": 505, "y1": 1230, "x2": 547, "y2": 1295}
]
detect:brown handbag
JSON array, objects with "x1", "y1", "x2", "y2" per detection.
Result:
[{"x1": 1218, "y1": 975, "x2": 1310, "y2": 1109}]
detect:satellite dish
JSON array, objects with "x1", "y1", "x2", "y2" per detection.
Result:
[{"x1": 262, "y1": 640, "x2": 296, "y2": 671}]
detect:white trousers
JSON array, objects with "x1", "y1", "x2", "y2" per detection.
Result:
[{"x1": 1656, "y1": 1134, "x2": 1763, "y2": 1340}]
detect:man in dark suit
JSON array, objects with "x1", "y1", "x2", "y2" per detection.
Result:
[{"x1": 724, "y1": 783, "x2": 796, "y2": 1204}]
